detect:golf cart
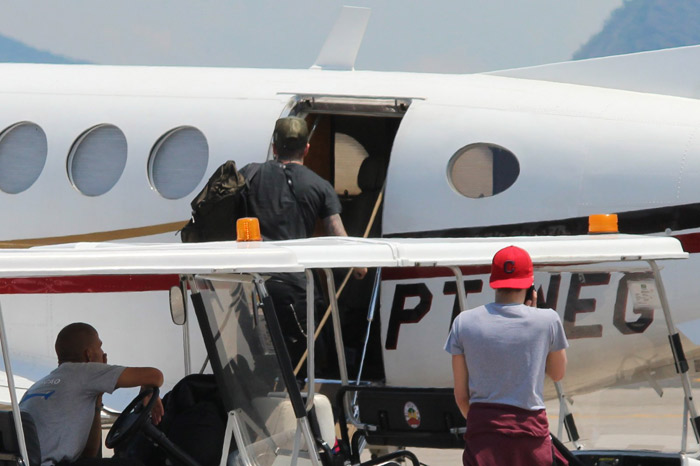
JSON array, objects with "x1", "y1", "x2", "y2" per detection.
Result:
[{"x1": 0, "y1": 233, "x2": 696, "y2": 466}]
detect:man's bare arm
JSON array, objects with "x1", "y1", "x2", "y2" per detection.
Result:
[
  {"x1": 116, "y1": 367, "x2": 165, "y2": 424},
  {"x1": 322, "y1": 214, "x2": 367, "y2": 279},
  {"x1": 116, "y1": 367, "x2": 163, "y2": 389},
  {"x1": 545, "y1": 349, "x2": 567, "y2": 382},
  {"x1": 322, "y1": 214, "x2": 348, "y2": 237},
  {"x1": 80, "y1": 395, "x2": 103, "y2": 458},
  {"x1": 451, "y1": 354, "x2": 470, "y2": 418}
]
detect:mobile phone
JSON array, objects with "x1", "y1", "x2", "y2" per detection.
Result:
[{"x1": 524, "y1": 285, "x2": 536, "y2": 304}]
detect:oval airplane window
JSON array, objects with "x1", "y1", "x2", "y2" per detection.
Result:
[
  {"x1": 0, "y1": 122, "x2": 48, "y2": 194},
  {"x1": 148, "y1": 126, "x2": 209, "y2": 200},
  {"x1": 68, "y1": 124, "x2": 128, "y2": 197},
  {"x1": 448, "y1": 143, "x2": 520, "y2": 198}
]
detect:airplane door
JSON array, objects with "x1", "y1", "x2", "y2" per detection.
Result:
[{"x1": 288, "y1": 97, "x2": 408, "y2": 239}]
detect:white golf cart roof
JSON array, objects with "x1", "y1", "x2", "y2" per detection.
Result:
[
  {"x1": 0, "y1": 234, "x2": 686, "y2": 278},
  {"x1": 0, "y1": 233, "x2": 693, "y2": 466}
]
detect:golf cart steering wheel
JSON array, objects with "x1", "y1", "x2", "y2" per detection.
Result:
[{"x1": 105, "y1": 387, "x2": 159, "y2": 448}]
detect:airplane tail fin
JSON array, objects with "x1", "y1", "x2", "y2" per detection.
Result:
[
  {"x1": 311, "y1": 6, "x2": 371, "y2": 71},
  {"x1": 486, "y1": 44, "x2": 700, "y2": 100}
]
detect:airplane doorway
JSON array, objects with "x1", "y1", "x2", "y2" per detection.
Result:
[
  {"x1": 289, "y1": 96, "x2": 410, "y2": 239},
  {"x1": 286, "y1": 96, "x2": 410, "y2": 381}
]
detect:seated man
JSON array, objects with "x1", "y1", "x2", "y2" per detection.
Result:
[{"x1": 20, "y1": 322, "x2": 164, "y2": 466}]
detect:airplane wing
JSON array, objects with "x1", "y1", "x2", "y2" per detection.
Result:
[{"x1": 486, "y1": 44, "x2": 700, "y2": 100}]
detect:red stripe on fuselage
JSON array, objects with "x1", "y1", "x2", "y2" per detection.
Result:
[
  {"x1": 0, "y1": 275, "x2": 180, "y2": 294},
  {"x1": 674, "y1": 232, "x2": 700, "y2": 253},
  {"x1": 382, "y1": 265, "x2": 492, "y2": 281},
  {"x1": 0, "y1": 268, "x2": 492, "y2": 292}
]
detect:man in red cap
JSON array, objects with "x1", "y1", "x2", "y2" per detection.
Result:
[{"x1": 445, "y1": 245, "x2": 568, "y2": 466}]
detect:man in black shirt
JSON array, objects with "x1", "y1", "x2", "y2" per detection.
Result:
[{"x1": 241, "y1": 117, "x2": 366, "y2": 368}]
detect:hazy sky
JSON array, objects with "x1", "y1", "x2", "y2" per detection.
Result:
[{"x1": 0, "y1": 1, "x2": 623, "y2": 73}]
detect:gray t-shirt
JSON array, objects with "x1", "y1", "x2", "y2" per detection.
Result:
[
  {"x1": 444, "y1": 303, "x2": 568, "y2": 411},
  {"x1": 20, "y1": 362, "x2": 125, "y2": 465}
]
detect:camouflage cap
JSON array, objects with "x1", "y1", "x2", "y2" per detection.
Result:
[{"x1": 273, "y1": 117, "x2": 309, "y2": 152}]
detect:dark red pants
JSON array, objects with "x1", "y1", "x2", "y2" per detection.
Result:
[{"x1": 463, "y1": 403, "x2": 567, "y2": 466}]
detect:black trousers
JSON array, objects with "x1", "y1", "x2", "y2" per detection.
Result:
[
  {"x1": 266, "y1": 273, "x2": 337, "y2": 383},
  {"x1": 266, "y1": 277, "x2": 308, "y2": 368}
]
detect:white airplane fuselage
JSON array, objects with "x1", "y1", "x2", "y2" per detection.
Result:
[{"x1": 1, "y1": 63, "x2": 699, "y2": 404}]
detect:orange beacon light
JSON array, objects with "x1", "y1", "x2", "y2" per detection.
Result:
[
  {"x1": 588, "y1": 214, "x2": 619, "y2": 234},
  {"x1": 236, "y1": 217, "x2": 262, "y2": 242}
]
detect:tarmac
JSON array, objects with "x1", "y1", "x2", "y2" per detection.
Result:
[{"x1": 360, "y1": 384, "x2": 700, "y2": 465}]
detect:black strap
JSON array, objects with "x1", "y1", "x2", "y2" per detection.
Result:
[
  {"x1": 280, "y1": 164, "x2": 305, "y2": 236},
  {"x1": 240, "y1": 162, "x2": 262, "y2": 218},
  {"x1": 243, "y1": 162, "x2": 261, "y2": 183},
  {"x1": 281, "y1": 164, "x2": 299, "y2": 201}
]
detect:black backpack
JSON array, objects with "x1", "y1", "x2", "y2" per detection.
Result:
[{"x1": 180, "y1": 160, "x2": 259, "y2": 243}]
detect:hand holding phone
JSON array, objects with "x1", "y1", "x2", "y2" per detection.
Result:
[{"x1": 524, "y1": 285, "x2": 536, "y2": 305}]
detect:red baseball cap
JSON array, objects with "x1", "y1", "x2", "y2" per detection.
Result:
[{"x1": 489, "y1": 245, "x2": 534, "y2": 289}]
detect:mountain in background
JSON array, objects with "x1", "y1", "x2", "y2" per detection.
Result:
[
  {"x1": 574, "y1": 0, "x2": 700, "y2": 60},
  {"x1": 0, "y1": 34, "x2": 88, "y2": 64}
]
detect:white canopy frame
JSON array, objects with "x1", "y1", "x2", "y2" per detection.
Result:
[
  {"x1": 649, "y1": 260, "x2": 700, "y2": 452},
  {"x1": 0, "y1": 234, "x2": 691, "y2": 465}
]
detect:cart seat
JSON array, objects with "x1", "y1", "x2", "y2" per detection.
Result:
[
  {"x1": 251, "y1": 393, "x2": 335, "y2": 449},
  {"x1": 0, "y1": 411, "x2": 41, "y2": 466}
]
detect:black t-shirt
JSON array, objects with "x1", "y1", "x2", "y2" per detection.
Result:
[{"x1": 242, "y1": 160, "x2": 341, "y2": 241}]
